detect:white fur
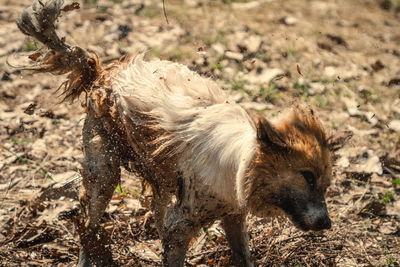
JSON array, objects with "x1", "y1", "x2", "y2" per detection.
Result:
[{"x1": 113, "y1": 54, "x2": 257, "y2": 207}]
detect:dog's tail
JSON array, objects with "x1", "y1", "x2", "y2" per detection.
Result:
[{"x1": 15, "y1": 0, "x2": 101, "y2": 103}]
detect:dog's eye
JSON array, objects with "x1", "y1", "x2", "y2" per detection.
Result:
[{"x1": 301, "y1": 171, "x2": 316, "y2": 188}]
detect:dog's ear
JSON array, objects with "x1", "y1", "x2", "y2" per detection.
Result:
[
  {"x1": 256, "y1": 115, "x2": 287, "y2": 148},
  {"x1": 327, "y1": 130, "x2": 353, "y2": 152}
]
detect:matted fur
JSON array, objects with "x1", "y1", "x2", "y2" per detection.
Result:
[{"x1": 114, "y1": 54, "x2": 257, "y2": 207}]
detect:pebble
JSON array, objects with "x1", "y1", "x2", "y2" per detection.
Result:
[
  {"x1": 225, "y1": 51, "x2": 244, "y2": 61},
  {"x1": 365, "y1": 111, "x2": 378, "y2": 126},
  {"x1": 280, "y1": 16, "x2": 298, "y2": 26},
  {"x1": 388, "y1": 120, "x2": 400, "y2": 132},
  {"x1": 29, "y1": 139, "x2": 47, "y2": 160},
  {"x1": 324, "y1": 66, "x2": 337, "y2": 77},
  {"x1": 211, "y1": 43, "x2": 226, "y2": 55},
  {"x1": 239, "y1": 35, "x2": 262, "y2": 54},
  {"x1": 246, "y1": 68, "x2": 285, "y2": 85},
  {"x1": 222, "y1": 67, "x2": 236, "y2": 79},
  {"x1": 308, "y1": 82, "x2": 325, "y2": 95}
]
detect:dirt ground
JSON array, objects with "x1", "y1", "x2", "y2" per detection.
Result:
[{"x1": 1, "y1": 0, "x2": 400, "y2": 266}]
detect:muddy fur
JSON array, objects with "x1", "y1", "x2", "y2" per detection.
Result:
[{"x1": 15, "y1": 1, "x2": 351, "y2": 266}]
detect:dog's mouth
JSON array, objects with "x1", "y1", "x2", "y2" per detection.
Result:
[
  {"x1": 288, "y1": 203, "x2": 332, "y2": 231},
  {"x1": 289, "y1": 213, "x2": 331, "y2": 231},
  {"x1": 279, "y1": 199, "x2": 332, "y2": 231},
  {"x1": 250, "y1": 193, "x2": 332, "y2": 231}
]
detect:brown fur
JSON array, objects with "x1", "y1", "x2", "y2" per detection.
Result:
[{"x1": 245, "y1": 111, "x2": 333, "y2": 229}]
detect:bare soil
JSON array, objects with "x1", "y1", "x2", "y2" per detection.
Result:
[{"x1": 0, "y1": 0, "x2": 399, "y2": 266}]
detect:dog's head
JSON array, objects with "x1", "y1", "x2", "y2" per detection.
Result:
[{"x1": 246, "y1": 105, "x2": 350, "y2": 231}]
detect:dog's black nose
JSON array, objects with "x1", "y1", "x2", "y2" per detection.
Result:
[{"x1": 314, "y1": 216, "x2": 331, "y2": 230}]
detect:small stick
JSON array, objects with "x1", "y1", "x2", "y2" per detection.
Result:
[{"x1": 162, "y1": 0, "x2": 169, "y2": 24}]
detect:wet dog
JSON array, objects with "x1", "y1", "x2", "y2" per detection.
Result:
[{"x1": 16, "y1": 1, "x2": 350, "y2": 266}]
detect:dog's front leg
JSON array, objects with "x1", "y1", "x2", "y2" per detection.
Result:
[
  {"x1": 222, "y1": 213, "x2": 254, "y2": 267},
  {"x1": 76, "y1": 112, "x2": 121, "y2": 267}
]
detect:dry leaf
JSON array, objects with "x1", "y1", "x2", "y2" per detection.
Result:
[
  {"x1": 61, "y1": 2, "x2": 80, "y2": 12},
  {"x1": 28, "y1": 52, "x2": 42, "y2": 61},
  {"x1": 296, "y1": 64, "x2": 303, "y2": 76}
]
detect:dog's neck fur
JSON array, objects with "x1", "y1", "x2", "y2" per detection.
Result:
[{"x1": 171, "y1": 104, "x2": 258, "y2": 208}]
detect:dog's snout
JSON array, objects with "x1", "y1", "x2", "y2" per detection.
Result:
[
  {"x1": 314, "y1": 215, "x2": 331, "y2": 230},
  {"x1": 299, "y1": 202, "x2": 332, "y2": 231}
]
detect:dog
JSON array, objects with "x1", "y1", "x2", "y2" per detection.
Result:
[{"x1": 15, "y1": 1, "x2": 351, "y2": 266}]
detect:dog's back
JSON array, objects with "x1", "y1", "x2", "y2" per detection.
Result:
[
  {"x1": 114, "y1": 54, "x2": 226, "y2": 110},
  {"x1": 109, "y1": 55, "x2": 257, "y2": 205}
]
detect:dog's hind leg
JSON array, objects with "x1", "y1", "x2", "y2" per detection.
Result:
[
  {"x1": 161, "y1": 205, "x2": 202, "y2": 267},
  {"x1": 76, "y1": 112, "x2": 121, "y2": 267},
  {"x1": 221, "y1": 214, "x2": 253, "y2": 267},
  {"x1": 150, "y1": 191, "x2": 170, "y2": 238}
]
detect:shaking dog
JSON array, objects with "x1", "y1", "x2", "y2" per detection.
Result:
[{"x1": 16, "y1": 1, "x2": 350, "y2": 266}]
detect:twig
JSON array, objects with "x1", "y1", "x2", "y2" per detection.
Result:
[
  {"x1": 188, "y1": 247, "x2": 230, "y2": 258},
  {"x1": 275, "y1": 234, "x2": 303, "y2": 245},
  {"x1": 342, "y1": 177, "x2": 371, "y2": 215},
  {"x1": 128, "y1": 222, "x2": 136, "y2": 240},
  {"x1": 58, "y1": 222, "x2": 73, "y2": 238},
  {"x1": 162, "y1": 0, "x2": 169, "y2": 24},
  {"x1": 384, "y1": 166, "x2": 400, "y2": 179}
]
